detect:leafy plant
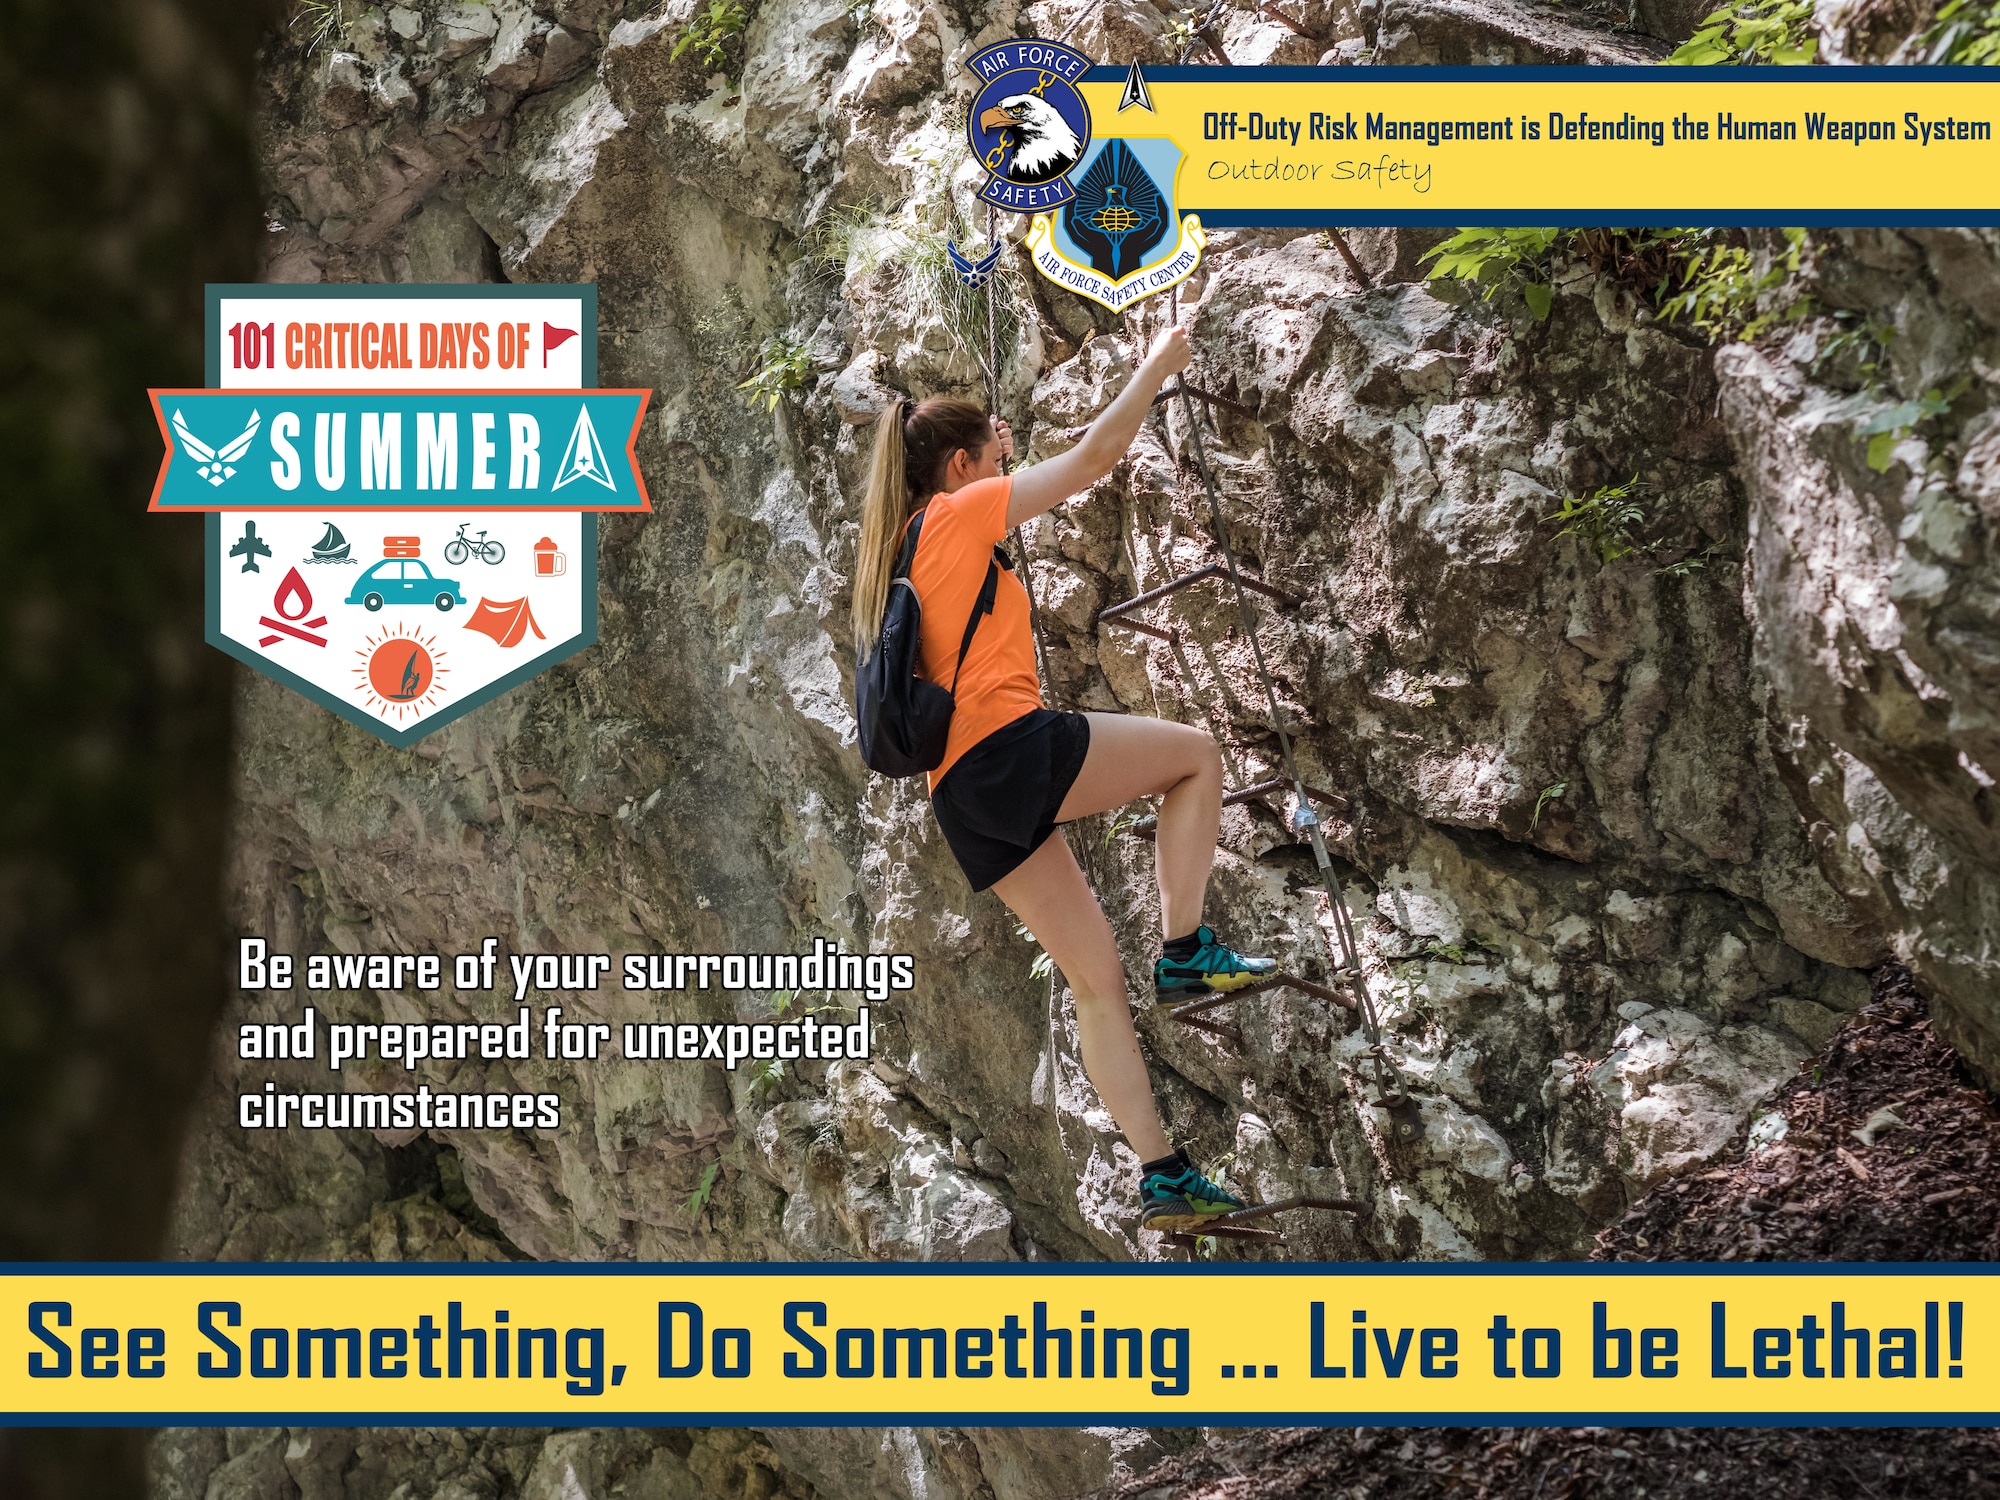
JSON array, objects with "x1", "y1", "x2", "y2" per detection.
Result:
[
  {"x1": 291, "y1": 0, "x2": 343, "y2": 55},
  {"x1": 811, "y1": 200, "x2": 1023, "y2": 380},
  {"x1": 1165, "y1": 6, "x2": 1203, "y2": 50},
  {"x1": 1015, "y1": 922, "x2": 1054, "y2": 981},
  {"x1": 1666, "y1": 0, "x2": 1818, "y2": 63},
  {"x1": 1419, "y1": 227, "x2": 1565, "y2": 320},
  {"x1": 1569, "y1": 227, "x2": 1698, "y2": 295},
  {"x1": 846, "y1": 0, "x2": 878, "y2": 27},
  {"x1": 1656, "y1": 543, "x2": 1725, "y2": 579},
  {"x1": 1418, "y1": 939, "x2": 1469, "y2": 966},
  {"x1": 683, "y1": 1160, "x2": 720, "y2": 1219},
  {"x1": 1854, "y1": 378, "x2": 1970, "y2": 473},
  {"x1": 1530, "y1": 781, "x2": 1568, "y2": 831},
  {"x1": 1811, "y1": 314, "x2": 1895, "y2": 387},
  {"x1": 1923, "y1": 0, "x2": 2000, "y2": 61},
  {"x1": 1659, "y1": 228, "x2": 1811, "y2": 342},
  {"x1": 672, "y1": 0, "x2": 750, "y2": 78},
  {"x1": 745, "y1": 1056, "x2": 785, "y2": 1100},
  {"x1": 1104, "y1": 808, "x2": 1153, "y2": 847},
  {"x1": 738, "y1": 333, "x2": 812, "y2": 412},
  {"x1": 1544, "y1": 477, "x2": 1645, "y2": 564},
  {"x1": 1421, "y1": 226, "x2": 1814, "y2": 341}
]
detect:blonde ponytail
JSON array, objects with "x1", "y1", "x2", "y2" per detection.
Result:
[
  {"x1": 853, "y1": 402, "x2": 911, "y2": 655},
  {"x1": 851, "y1": 396, "x2": 994, "y2": 654}
]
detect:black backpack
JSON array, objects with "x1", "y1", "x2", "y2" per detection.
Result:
[{"x1": 855, "y1": 508, "x2": 1011, "y2": 777}]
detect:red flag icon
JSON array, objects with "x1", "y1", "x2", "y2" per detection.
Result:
[{"x1": 543, "y1": 323, "x2": 579, "y2": 367}]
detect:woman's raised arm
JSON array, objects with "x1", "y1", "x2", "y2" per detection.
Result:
[{"x1": 1004, "y1": 325, "x2": 1193, "y2": 530}]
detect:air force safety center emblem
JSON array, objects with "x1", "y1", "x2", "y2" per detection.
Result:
[{"x1": 966, "y1": 39, "x2": 1092, "y2": 211}]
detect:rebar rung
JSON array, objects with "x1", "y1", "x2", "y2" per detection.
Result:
[
  {"x1": 1099, "y1": 564, "x2": 1302, "y2": 632},
  {"x1": 1167, "y1": 972, "x2": 1359, "y2": 1022},
  {"x1": 1165, "y1": 1224, "x2": 1283, "y2": 1244},
  {"x1": 1123, "y1": 778, "x2": 1351, "y2": 839},
  {"x1": 1229, "y1": 776, "x2": 1351, "y2": 811},
  {"x1": 1150, "y1": 381, "x2": 1259, "y2": 420},
  {"x1": 1208, "y1": 1194, "x2": 1367, "y2": 1225},
  {"x1": 1174, "y1": 1013, "x2": 1244, "y2": 1044},
  {"x1": 1156, "y1": 1195, "x2": 1367, "y2": 1246}
]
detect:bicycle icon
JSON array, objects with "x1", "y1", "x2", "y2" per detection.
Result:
[{"x1": 443, "y1": 523, "x2": 506, "y2": 566}]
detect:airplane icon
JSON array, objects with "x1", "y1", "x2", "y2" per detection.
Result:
[{"x1": 230, "y1": 520, "x2": 273, "y2": 573}]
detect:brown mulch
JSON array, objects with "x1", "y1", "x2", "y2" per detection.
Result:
[
  {"x1": 1107, "y1": 1424, "x2": 2000, "y2": 1500},
  {"x1": 1102, "y1": 966, "x2": 2000, "y2": 1500},
  {"x1": 1596, "y1": 963, "x2": 2000, "y2": 1263}
]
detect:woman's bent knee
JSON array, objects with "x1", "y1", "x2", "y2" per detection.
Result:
[
  {"x1": 1070, "y1": 976, "x2": 1132, "y2": 1013},
  {"x1": 1169, "y1": 725, "x2": 1221, "y2": 788}
]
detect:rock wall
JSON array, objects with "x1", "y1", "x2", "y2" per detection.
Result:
[
  {"x1": 157, "y1": 1, "x2": 1999, "y2": 1496},
  {"x1": 1717, "y1": 227, "x2": 2000, "y2": 1080}
]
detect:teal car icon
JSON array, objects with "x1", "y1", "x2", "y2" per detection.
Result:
[{"x1": 346, "y1": 558, "x2": 467, "y2": 613}]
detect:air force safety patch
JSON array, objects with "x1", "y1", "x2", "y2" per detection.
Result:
[{"x1": 965, "y1": 39, "x2": 1093, "y2": 212}]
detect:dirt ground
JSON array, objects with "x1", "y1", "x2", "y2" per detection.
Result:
[
  {"x1": 1595, "y1": 963, "x2": 2000, "y2": 1263},
  {"x1": 1104, "y1": 966, "x2": 2000, "y2": 1499}
]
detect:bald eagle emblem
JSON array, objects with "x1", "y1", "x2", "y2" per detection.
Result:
[
  {"x1": 977, "y1": 93, "x2": 1084, "y2": 185},
  {"x1": 964, "y1": 39, "x2": 1094, "y2": 210}
]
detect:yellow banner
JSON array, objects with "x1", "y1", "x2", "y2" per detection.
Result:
[
  {"x1": 1080, "y1": 70, "x2": 2000, "y2": 220},
  {"x1": 3, "y1": 1267, "x2": 1993, "y2": 1422}
]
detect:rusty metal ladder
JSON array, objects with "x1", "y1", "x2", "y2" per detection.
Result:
[{"x1": 1095, "y1": 321, "x2": 1426, "y2": 1153}]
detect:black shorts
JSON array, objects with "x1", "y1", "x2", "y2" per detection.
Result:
[{"x1": 931, "y1": 710, "x2": 1091, "y2": 891}]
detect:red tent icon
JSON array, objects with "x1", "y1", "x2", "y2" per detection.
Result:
[{"x1": 464, "y1": 596, "x2": 546, "y2": 648}]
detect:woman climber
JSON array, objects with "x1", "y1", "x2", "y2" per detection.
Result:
[{"x1": 851, "y1": 325, "x2": 1276, "y2": 1232}]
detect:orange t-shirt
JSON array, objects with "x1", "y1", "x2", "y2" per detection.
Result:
[{"x1": 904, "y1": 476, "x2": 1043, "y2": 789}]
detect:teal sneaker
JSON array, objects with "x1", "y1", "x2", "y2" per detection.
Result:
[
  {"x1": 1140, "y1": 1148, "x2": 1248, "y2": 1230},
  {"x1": 1154, "y1": 925, "x2": 1278, "y2": 1002}
]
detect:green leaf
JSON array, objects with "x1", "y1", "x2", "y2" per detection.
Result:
[
  {"x1": 1855, "y1": 402, "x2": 1926, "y2": 437},
  {"x1": 683, "y1": 1161, "x2": 720, "y2": 1219},
  {"x1": 1867, "y1": 431, "x2": 1899, "y2": 472},
  {"x1": 1530, "y1": 781, "x2": 1568, "y2": 832},
  {"x1": 1522, "y1": 282, "x2": 1553, "y2": 321}
]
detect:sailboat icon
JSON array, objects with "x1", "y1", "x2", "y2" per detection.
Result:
[{"x1": 307, "y1": 522, "x2": 356, "y2": 564}]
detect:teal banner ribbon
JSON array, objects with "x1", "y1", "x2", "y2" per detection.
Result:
[{"x1": 150, "y1": 389, "x2": 651, "y2": 511}]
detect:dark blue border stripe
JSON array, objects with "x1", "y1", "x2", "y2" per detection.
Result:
[
  {"x1": 1187, "y1": 211, "x2": 2000, "y2": 228},
  {"x1": 5, "y1": 1259, "x2": 1996, "y2": 1275},
  {"x1": 5, "y1": 1412, "x2": 1996, "y2": 1430},
  {"x1": 1082, "y1": 64, "x2": 2000, "y2": 82}
]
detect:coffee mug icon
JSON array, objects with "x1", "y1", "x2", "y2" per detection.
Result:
[{"x1": 534, "y1": 537, "x2": 567, "y2": 577}]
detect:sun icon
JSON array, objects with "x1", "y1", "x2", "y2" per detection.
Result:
[{"x1": 353, "y1": 621, "x2": 449, "y2": 720}]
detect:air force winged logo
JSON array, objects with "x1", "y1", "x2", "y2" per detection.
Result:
[
  {"x1": 965, "y1": 39, "x2": 1093, "y2": 212},
  {"x1": 173, "y1": 406, "x2": 261, "y2": 487},
  {"x1": 946, "y1": 240, "x2": 1006, "y2": 289}
]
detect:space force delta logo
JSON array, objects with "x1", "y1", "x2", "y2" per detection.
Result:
[
  {"x1": 159, "y1": 285, "x2": 648, "y2": 748},
  {"x1": 966, "y1": 46, "x2": 1202, "y2": 313}
]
